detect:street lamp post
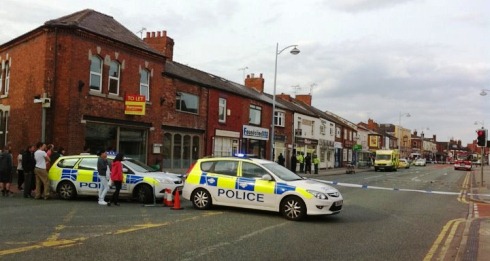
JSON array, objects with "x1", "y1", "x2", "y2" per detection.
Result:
[
  {"x1": 271, "y1": 43, "x2": 300, "y2": 161},
  {"x1": 398, "y1": 112, "x2": 410, "y2": 157}
]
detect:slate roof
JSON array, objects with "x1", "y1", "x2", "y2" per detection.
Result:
[{"x1": 44, "y1": 9, "x2": 161, "y2": 56}]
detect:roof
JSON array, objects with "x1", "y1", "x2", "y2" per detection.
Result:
[{"x1": 44, "y1": 9, "x2": 161, "y2": 56}]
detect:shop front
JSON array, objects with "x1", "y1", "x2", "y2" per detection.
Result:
[
  {"x1": 213, "y1": 129, "x2": 240, "y2": 157},
  {"x1": 242, "y1": 125, "x2": 268, "y2": 159},
  {"x1": 161, "y1": 125, "x2": 204, "y2": 173},
  {"x1": 295, "y1": 137, "x2": 319, "y2": 160}
]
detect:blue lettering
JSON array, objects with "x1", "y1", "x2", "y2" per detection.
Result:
[{"x1": 217, "y1": 189, "x2": 264, "y2": 202}]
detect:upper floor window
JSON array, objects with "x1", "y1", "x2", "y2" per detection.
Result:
[
  {"x1": 218, "y1": 98, "x2": 226, "y2": 123},
  {"x1": 108, "y1": 61, "x2": 120, "y2": 95},
  {"x1": 176, "y1": 92, "x2": 199, "y2": 114},
  {"x1": 249, "y1": 105, "x2": 262, "y2": 125},
  {"x1": 4, "y1": 62, "x2": 9, "y2": 95},
  {"x1": 0, "y1": 61, "x2": 10, "y2": 96},
  {"x1": 274, "y1": 111, "x2": 285, "y2": 127},
  {"x1": 140, "y1": 69, "x2": 150, "y2": 101},
  {"x1": 89, "y1": 56, "x2": 103, "y2": 91}
]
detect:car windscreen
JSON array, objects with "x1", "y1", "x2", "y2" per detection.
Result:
[
  {"x1": 261, "y1": 162, "x2": 303, "y2": 181},
  {"x1": 122, "y1": 158, "x2": 156, "y2": 173},
  {"x1": 376, "y1": 155, "x2": 391, "y2": 160}
]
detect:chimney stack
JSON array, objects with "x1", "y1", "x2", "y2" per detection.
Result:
[
  {"x1": 244, "y1": 73, "x2": 265, "y2": 93},
  {"x1": 295, "y1": 94, "x2": 312, "y2": 106},
  {"x1": 143, "y1": 30, "x2": 174, "y2": 61}
]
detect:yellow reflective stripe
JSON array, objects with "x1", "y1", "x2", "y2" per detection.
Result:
[
  {"x1": 254, "y1": 180, "x2": 274, "y2": 194},
  {"x1": 295, "y1": 187, "x2": 313, "y2": 199},
  {"x1": 217, "y1": 176, "x2": 235, "y2": 189},
  {"x1": 76, "y1": 170, "x2": 93, "y2": 182}
]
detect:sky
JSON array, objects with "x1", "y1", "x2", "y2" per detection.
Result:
[{"x1": 1, "y1": 0, "x2": 489, "y2": 145}]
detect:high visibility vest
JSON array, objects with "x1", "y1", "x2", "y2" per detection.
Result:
[{"x1": 297, "y1": 155, "x2": 304, "y2": 163}]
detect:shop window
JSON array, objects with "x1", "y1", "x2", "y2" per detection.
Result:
[
  {"x1": 162, "y1": 133, "x2": 172, "y2": 169},
  {"x1": 173, "y1": 134, "x2": 182, "y2": 168},
  {"x1": 140, "y1": 69, "x2": 150, "y2": 101},
  {"x1": 90, "y1": 56, "x2": 103, "y2": 91},
  {"x1": 249, "y1": 105, "x2": 261, "y2": 125},
  {"x1": 162, "y1": 132, "x2": 200, "y2": 170},
  {"x1": 176, "y1": 92, "x2": 198, "y2": 114},
  {"x1": 108, "y1": 61, "x2": 120, "y2": 95}
]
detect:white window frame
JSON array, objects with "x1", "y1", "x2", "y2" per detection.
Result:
[
  {"x1": 218, "y1": 98, "x2": 226, "y2": 123},
  {"x1": 89, "y1": 56, "x2": 103, "y2": 92},
  {"x1": 140, "y1": 69, "x2": 150, "y2": 101},
  {"x1": 274, "y1": 110, "x2": 285, "y2": 127},
  {"x1": 4, "y1": 62, "x2": 9, "y2": 95},
  {"x1": 108, "y1": 61, "x2": 120, "y2": 95},
  {"x1": 249, "y1": 105, "x2": 262, "y2": 125}
]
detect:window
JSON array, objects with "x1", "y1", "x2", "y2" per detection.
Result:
[
  {"x1": 140, "y1": 69, "x2": 150, "y2": 101},
  {"x1": 213, "y1": 161, "x2": 238, "y2": 176},
  {"x1": 242, "y1": 162, "x2": 268, "y2": 178},
  {"x1": 4, "y1": 62, "x2": 9, "y2": 95},
  {"x1": 249, "y1": 105, "x2": 262, "y2": 125},
  {"x1": 176, "y1": 92, "x2": 199, "y2": 114},
  {"x1": 108, "y1": 61, "x2": 120, "y2": 95},
  {"x1": 78, "y1": 158, "x2": 98, "y2": 170},
  {"x1": 274, "y1": 110, "x2": 285, "y2": 127},
  {"x1": 320, "y1": 122, "x2": 326, "y2": 135},
  {"x1": 89, "y1": 56, "x2": 103, "y2": 91},
  {"x1": 219, "y1": 98, "x2": 226, "y2": 123}
]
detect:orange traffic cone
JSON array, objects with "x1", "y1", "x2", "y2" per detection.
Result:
[
  {"x1": 163, "y1": 188, "x2": 173, "y2": 207},
  {"x1": 171, "y1": 190, "x2": 183, "y2": 210}
]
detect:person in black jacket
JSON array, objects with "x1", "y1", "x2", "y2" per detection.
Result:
[
  {"x1": 0, "y1": 146, "x2": 13, "y2": 197},
  {"x1": 21, "y1": 144, "x2": 36, "y2": 198},
  {"x1": 290, "y1": 150, "x2": 297, "y2": 173}
]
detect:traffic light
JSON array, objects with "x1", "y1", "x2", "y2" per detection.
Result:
[{"x1": 477, "y1": 129, "x2": 487, "y2": 147}]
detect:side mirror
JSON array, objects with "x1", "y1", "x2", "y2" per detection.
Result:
[
  {"x1": 122, "y1": 167, "x2": 129, "y2": 173},
  {"x1": 261, "y1": 174, "x2": 272, "y2": 181}
]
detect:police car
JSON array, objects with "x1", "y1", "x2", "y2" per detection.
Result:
[
  {"x1": 182, "y1": 156, "x2": 343, "y2": 221},
  {"x1": 48, "y1": 155, "x2": 183, "y2": 203}
]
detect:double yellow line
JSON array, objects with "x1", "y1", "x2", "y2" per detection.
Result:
[
  {"x1": 458, "y1": 171, "x2": 472, "y2": 203},
  {"x1": 424, "y1": 218, "x2": 465, "y2": 260}
]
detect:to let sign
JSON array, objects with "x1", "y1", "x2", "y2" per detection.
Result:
[{"x1": 125, "y1": 95, "x2": 146, "y2": 115}]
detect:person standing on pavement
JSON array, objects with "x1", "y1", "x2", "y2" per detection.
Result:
[
  {"x1": 313, "y1": 154, "x2": 320, "y2": 174},
  {"x1": 297, "y1": 152, "x2": 304, "y2": 173},
  {"x1": 0, "y1": 147, "x2": 13, "y2": 197},
  {"x1": 97, "y1": 150, "x2": 110, "y2": 205},
  {"x1": 305, "y1": 153, "x2": 312, "y2": 174},
  {"x1": 290, "y1": 150, "x2": 297, "y2": 173},
  {"x1": 34, "y1": 142, "x2": 51, "y2": 200},
  {"x1": 277, "y1": 153, "x2": 285, "y2": 166},
  {"x1": 108, "y1": 153, "x2": 124, "y2": 206},
  {"x1": 17, "y1": 149, "x2": 25, "y2": 191},
  {"x1": 22, "y1": 145, "x2": 36, "y2": 198}
]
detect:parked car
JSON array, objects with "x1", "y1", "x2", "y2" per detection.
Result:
[
  {"x1": 414, "y1": 158, "x2": 427, "y2": 166},
  {"x1": 48, "y1": 155, "x2": 183, "y2": 203},
  {"x1": 398, "y1": 159, "x2": 410, "y2": 169}
]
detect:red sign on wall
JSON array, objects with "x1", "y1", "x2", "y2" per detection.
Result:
[{"x1": 125, "y1": 95, "x2": 146, "y2": 115}]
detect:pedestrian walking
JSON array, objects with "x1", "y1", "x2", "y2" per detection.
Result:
[
  {"x1": 17, "y1": 149, "x2": 25, "y2": 190},
  {"x1": 34, "y1": 142, "x2": 51, "y2": 200},
  {"x1": 108, "y1": 153, "x2": 124, "y2": 206},
  {"x1": 97, "y1": 150, "x2": 110, "y2": 205},
  {"x1": 22, "y1": 145, "x2": 36, "y2": 198},
  {"x1": 290, "y1": 151, "x2": 297, "y2": 173},
  {"x1": 0, "y1": 147, "x2": 13, "y2": 197}
]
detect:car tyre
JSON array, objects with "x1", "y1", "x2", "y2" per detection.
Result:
[
  {"x1": 191, "y1": 188, "x2": 212, "y2": 210},
  {"x1": 57, "y1": 181, "x2": 77, "y2": 200},
  {"x1": 135, "y1": 184, "x2": 153, "y2": 203},
  {"x1": 280, "y1": 196, "x2": 306, "y2": 221}
]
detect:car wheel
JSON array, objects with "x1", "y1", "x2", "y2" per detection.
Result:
[
  {"x1": 191, "y1": 188, "x2": 212, "y2": 210},
  {"x1": 280, "y1": 196, "x2": 306, "y2": 221},
  {"x1": 57, "y1": 181, "x2": 77, "y2": 200},
  {"x1": 135, "y1": 184, "x2": 153, "y2": 203}
]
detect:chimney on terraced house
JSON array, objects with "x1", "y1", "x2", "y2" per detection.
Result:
[
  {"x1": 295, "y1": 94, "x2": 312, "y2": 106},
  {"x1": 143, "y1": 30, "x2": 174, "y2": 61},
  {"x1": 244, "y1": 73, "x2": 265, "y2": 93}
]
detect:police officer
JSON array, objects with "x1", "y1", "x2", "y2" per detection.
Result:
[
  {"x1": 313, "y1": 154, "x2": 320, "y2": 174},
  {"x1": 297, "y1": 152, "x2": 304, "y2": 173}
]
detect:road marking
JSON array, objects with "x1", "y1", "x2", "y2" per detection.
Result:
[
  {"x1": 423, "y1": 218, "x2": 465, "y2": 261},
  {"x1": 0, "y1": 211, "x2": 222, "y2": 257}
]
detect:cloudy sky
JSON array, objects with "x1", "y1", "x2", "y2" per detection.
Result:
[{"x1": 1, "y1": 0, "x2": 489, "y2": 144}]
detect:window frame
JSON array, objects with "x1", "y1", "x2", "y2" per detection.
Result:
[
  {"x1": 274, "y1": 110, "x2": 285, "y2": 127},
  {"x1": 218, "y1": 98, "x2": 226, "y2": 123},
  {"x1": 4, "y1": 62, "x2": 9, "y2": 95},
  {"x1": 108, "y1": 60, "x2": 120, "y2": 95},
  {"x1": 140, "y1": 69, "x2": 150, "y2": 101},
  {"x1": 248, "y1": 105, "x2": 262, "y2": 125},
  {"x1": 176, "y1": 92, "x2": 199, "y2": 114},
  {"x1": 89, "y1": 56, "x2": 103, "y2": 92}
]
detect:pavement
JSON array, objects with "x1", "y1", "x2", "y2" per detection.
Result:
[{"x1": 4, "y1": 165, "x2": 490, "y2": 260}]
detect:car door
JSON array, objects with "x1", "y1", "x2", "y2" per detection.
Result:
[
  {"x1": 202, "y1": 160, "x2": 238, "y2": 205},
  {"x1": 76, "y1": 157, "x2": 100, "y2": 195},
  {"x1": 239, "y1": 162, "x2": 276, "y2": 209}
]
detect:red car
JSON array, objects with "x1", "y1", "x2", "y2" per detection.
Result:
[{"x1": 454, "y1": 160, "x2": 472, "y2": 171}]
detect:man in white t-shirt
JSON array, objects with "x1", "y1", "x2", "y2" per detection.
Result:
[{"x1": 34, "y1": 142, "x2": 51, "y2": 200}]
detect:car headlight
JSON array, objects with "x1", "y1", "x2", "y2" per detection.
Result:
[
  {"x1": 154, "y1": 178, "x2": 172, "y2": 184},
  {"x1": 307, "y1": 190, "x2": 328, "y2": 200}
]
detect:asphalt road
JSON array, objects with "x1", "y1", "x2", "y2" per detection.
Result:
[{"x1": 0, "y1": 164, "x2": 468, "y2": 261}]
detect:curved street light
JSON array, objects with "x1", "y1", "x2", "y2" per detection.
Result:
[{"x1": 271, "y1": 43, "x2": 300, "y2": 160}]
